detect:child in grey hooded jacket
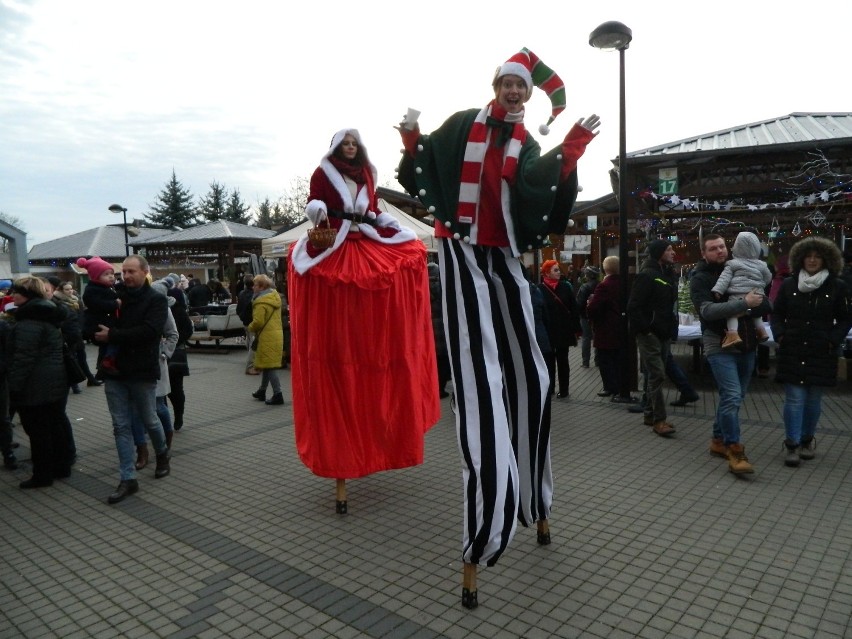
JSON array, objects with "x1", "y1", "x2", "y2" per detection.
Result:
[{"x1": 711, "y1": 231, "x2": 772, "y2": 348}]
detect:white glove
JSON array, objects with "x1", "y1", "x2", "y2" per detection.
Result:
[{"x1": 305, "y1": 200, "x2": 328, "y2": 225}]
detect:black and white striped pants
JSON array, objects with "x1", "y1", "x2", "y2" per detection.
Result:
[{"x1": 439, "y1": 239, "x2": 552, "y2": 567}]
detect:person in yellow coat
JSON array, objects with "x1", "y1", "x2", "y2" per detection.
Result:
[{"x1": 247, "y1": 275, "x2": 284, "y2": 406}]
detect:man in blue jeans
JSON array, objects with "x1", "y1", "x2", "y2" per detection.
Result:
[
  {"x1": 690, "y1": 234, "x2": 771, "y2": 474},
  {"x1": 94, "y1": 255, "x2": 171, "y2": 503}
]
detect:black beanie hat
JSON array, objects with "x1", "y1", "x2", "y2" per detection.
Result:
[{"x1": 648, "y1": 239, "x2": 671, "y2": 261}]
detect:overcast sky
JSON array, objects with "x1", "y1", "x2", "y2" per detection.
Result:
[{"x1": 2, "y1": 0, "x2": 849, "y2": 249}]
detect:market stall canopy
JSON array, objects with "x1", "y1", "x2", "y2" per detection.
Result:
[{"x1": 261, "y1": 199, "x2": 436, "y2": 258}]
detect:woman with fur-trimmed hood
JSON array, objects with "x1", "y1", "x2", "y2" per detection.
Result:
[
  {"x1": 770, "y1": 236, "x2": 852, "y2": 467},
  {"x1": 287, "y1": 128, "x2": 440, "y2": 515}
]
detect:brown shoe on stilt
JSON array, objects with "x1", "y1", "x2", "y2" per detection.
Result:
[
  {"x1": 462, "y1": 562, "x2": 478, "y2": 609},
  {"x1": 537, "y1": 519, "x2": 551, "y2": 545}
]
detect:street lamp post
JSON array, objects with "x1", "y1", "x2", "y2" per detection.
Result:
[
  {"x1": 108, "y1": 203, "x2": 130, "y2": 257},
  {"x1": 590, "y1": 20, "x2": 633, "y2": 399}
]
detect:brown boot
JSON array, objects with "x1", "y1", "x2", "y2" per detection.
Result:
[
  {"x1": 652, "y1": 421, "x2": 676, "y2": 437},
  {"x1": 721, "y1": 330, "x2": 742, "y2": 349},
  {"x1": 134, "y1": 445, "x2": 149, "y2": 470},
  {"x1": 709, "y1": 438, "x2": 727, "y2": 457},
  {"x1": 726, "y1": 442, "x2": 754, "y2": 474}
]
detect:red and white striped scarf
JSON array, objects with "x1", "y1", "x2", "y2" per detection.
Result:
[{"x1": 456, "y1": 102, "x2": 527, "y2": 225}]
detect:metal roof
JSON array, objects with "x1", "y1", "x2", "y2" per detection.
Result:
[
  {"x1": 629, "y1": 112, "x2": 852, "y2": 158},
  {"x1": 130, "y1": 220, "x2": 276, "y2": 246},
  {"x1": 28, "y1": 225, "x2": 173, "y2": 261}
]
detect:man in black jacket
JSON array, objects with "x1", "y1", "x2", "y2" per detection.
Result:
[
  {"x1": 94, "y1": 255, "x2": 170, "y2": 503},
  {"x1": 627, "y1": 240, "x2": 678, "y2": 437}
]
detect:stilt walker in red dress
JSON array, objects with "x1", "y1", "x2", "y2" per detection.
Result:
[
  {"x1": 288, "y1": 129, "x2": 440, "y2": 514},
  {"x1": 397, "y1": 48, "x2": 600, "y2": 609}
]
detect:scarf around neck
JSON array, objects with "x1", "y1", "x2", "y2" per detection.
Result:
[
  {"x1": 797, "y1": 268, "x2": 829, "y2": 292},
  {"x1": 328, "y1": 156, "x2": 366, "y2": 184},
  {"x1": 456, "y1": 101, "x2": 527, "y2": 225}
]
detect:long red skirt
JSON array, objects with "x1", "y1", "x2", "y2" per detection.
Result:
[{"x1": 288, "y1": 235, "x2": 440, "y2": 478}]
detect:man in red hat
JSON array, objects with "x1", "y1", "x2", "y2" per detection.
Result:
[{"x1": 397, "y1": 47, "x2": 599, "y2": 609}]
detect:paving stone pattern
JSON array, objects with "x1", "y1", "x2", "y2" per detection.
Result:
[{"x1": 1, "y1": 342, "x2": 851, "y2": 638}]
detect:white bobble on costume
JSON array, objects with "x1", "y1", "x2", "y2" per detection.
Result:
[
  {"x1": 419, "y1": 189, "x2": 426, "y2": 196},
  {"x1": 556, "y1": 154, "x2": 563, "y2": 160},
  {"x1": 417, "y1": 144, "x2": 424, "y2": 151},
  {"x1": 550, "y1": 185, "x2": 557, "y2": 192},
  {"x1": 428, "y1": 206, "x2": 436, "y2": 213},
  {"x1": 463, "y1": 236, "x2": 470, "y2": 243},
  {"x1": 444, "y1": 220, "x2": 451, "y2": 227},
  {"x1": 415, "y1": 167, "x2": 422, "y2": 174},
  {"x1": 539, "y1": 124, "x2": 550, "y2": 136},
  {"x1": 453, "y1": 233, "x2": 461, "y2": 240},
  {"x1": 542, "y1": 215, "x2": 548, "y2": 221}
]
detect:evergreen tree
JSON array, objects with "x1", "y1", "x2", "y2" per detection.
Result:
[
  {"x1": 255, "y1": 197, "x2": 274, "y2": 229},
  {"x1": 198, "y1": 181, "x2": 229, "y2": 222},
  {"x1": 224, "y1": 188, "x2": 251, "y2": 224},
  {"x1": 147, "y1": 170, "x2": 197, "y2": 228}
]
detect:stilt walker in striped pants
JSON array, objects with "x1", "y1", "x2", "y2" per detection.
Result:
[{"x1": 397, "y1": 47, "x2": 600, "y2": 609}]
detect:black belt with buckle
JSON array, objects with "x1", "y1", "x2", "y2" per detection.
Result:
[{"x1": 326, "y1": 209, "x2": 378, "y2": 227}]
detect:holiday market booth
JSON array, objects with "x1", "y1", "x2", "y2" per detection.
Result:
[{"x1": 569, "y1": 112, "x2": 852, "y2": 276}]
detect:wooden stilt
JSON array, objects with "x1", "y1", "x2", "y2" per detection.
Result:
[
  {"x1": 537, "y1": 519, "x2": 551, "y2": 545},
  {"x1": 461, "y1": 562, "x2": 478, "y2": 609},
  {"x1": 335, "y1": 479, "x2": 347, "y2": 514}
]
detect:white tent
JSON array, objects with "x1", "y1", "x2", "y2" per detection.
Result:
[{"x1": 261, "y1": 199, "x2": 436, "y2": 258}]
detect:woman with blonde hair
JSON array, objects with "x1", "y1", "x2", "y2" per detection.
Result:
[
  {"x1": 7, "y1": 276, "x2": 72, "y2": 488},
  {"x1": 247, "y1": 274, "x2": 284, "y2": 405}
]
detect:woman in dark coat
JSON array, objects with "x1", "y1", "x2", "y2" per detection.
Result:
[
  {"x1": 7, "y1": 277, "x2": 71, "y2": 488},
  {"x1": 770, "y1": 236, "x2": 852, "y2": 467},
  {"x1": 539, "y1": 259, "x2": 581, "y2": 398}
]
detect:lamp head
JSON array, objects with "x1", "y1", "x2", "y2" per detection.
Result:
[
  {"x1": 108, "y1": 204, "x2": 127, "y2": 214},
  {"x1": 589, "y1": 21, "x2": 633, "y2": 51}
]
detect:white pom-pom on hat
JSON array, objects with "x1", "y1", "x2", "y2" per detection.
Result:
[{"x1": 539, "y1": 124, "x2": 550, "y2": 136}]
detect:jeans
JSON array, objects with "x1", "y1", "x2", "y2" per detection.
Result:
[
  {"x1": 105, "y1": 380, "x2": 167, "y2": 481},
  {"x1": 706, "y1": 351, "x2": 756, "y2": 444},
  {"x1": 130, "y1": 395, "x2": 174, "y2": 445},
  {"x1": 783, "y1": 384, "x2": 823, "y2": 444},
  {"x1": 258, "y1": 369, "x2": 282, "y2": 395}
]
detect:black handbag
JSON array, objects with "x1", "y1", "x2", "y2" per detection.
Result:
[
  {"x1": 168, "y1": 346, "x2": 190, "y2": 377},
  {"x1": 63, "y1": 342, "x2": 87, "y2": 386}
]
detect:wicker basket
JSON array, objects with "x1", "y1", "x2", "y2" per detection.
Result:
[{"x1": 307, "y1": 219, "x2": 337, "y2": 250}]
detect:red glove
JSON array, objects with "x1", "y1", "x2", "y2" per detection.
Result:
[
  {"x1": 560, "y1": 123, "x2": 596, "y2": 181},
  {"x1": 398, "y1": 125, "x2": 420, "y2": 157}
]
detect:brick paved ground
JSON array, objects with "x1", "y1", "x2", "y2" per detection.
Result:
[{"x1": 2, "y1": 341, "x2": 851, "y2": 638}]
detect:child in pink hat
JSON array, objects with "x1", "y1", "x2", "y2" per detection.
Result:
[{"x1": 76, "y1": 256, "x2": 122, "y2": 375}]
